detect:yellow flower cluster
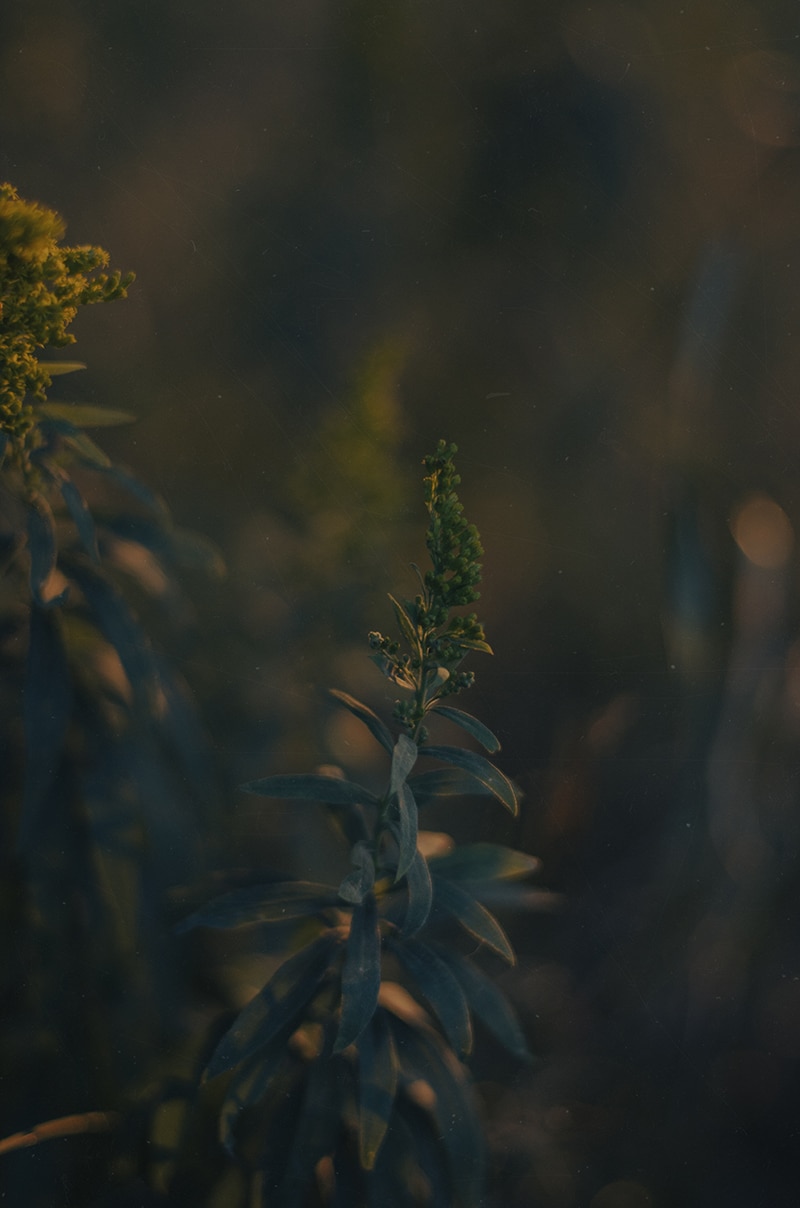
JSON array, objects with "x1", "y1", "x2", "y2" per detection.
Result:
[{"x1": 0, "y1": 182, "x2": 133, "y2": 464}]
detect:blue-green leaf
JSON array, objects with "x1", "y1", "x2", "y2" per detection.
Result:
[
  {"x1": 241, "y1": 773, "x2": 378, "y2": 807},
  {"x1": 176, "y1": 881, "x2": 339, "y2": 933},
  {"x1": 70, "y1": 564, "x2": 159, "y2": 709},
  {"x1": 433, "y1": 877, "x2": 515, "y2": 964},
  {"x1": 433, "y1": 947, "x2": 532, "y2": 1062},
  {"x1": 388, "y1": 937, "x2": 472, "y2": 1059},
  {"x1": 338, "y1": 841, "x2": 376, "y2": 905},
  {"x1": 421, "y1": 746, "x2": 518, "y2": 816},
  {"x1": 431, "y1": 705, "x2": 500, "y2": 754},
  {"x1": 329, "y1": 688, "x2": 394, "y2": 754},
  {"x1": 407, "y1": 767, "x2": 494, "y2": 807},
  {"x1": 429, "y1": 843, "x2": 540, "y2": 883},
  {"x1": 205, "y1": 931, "x2": 340, "y2": 1080},
  {"x1": 60, "y1": 425, "x2": 113, "y2": 468},
  {"x1": 390, "y1": 733, "x2": 418, "y2": 794},
  {"x1": 336, "y1": 893, "x2": 381, "y2": 1052},
  {"x1": 390, "y1": 1017, "x2": 485, "y2": 1207},
  {"x1": 402, "y1": 849, "x2": 432, "y2": 937},
  {"x1": 392, "y1": 783, "x2": 419, "y2": 882},
  {"x1": 61, "y1": 477, "x2": 100, "y2": 562},
  {"x1": 357, "y1": 1008, "x2": 398, "y2": 1169}
]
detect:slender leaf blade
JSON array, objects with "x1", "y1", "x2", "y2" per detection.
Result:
[
  {"x1": 40, "y1": 361, "x2": 86, "y2": 376},
  {"x1": 26, "y1": 494, "x2": 63, "y2": 607},
  {"x1": 388, "y1": 937, "x2": 472, "y2": 1059},
  {"x1": 338, "y1": 841, "x2": 376, "y2": 905},
  {"x1": 433, "y1": 947, "x2": 532, "y2": 1061},
  {"x1": 329, "y1": 688, "x2": 394, "y2": 754},
  {"x1": 402, "y1": 849, "x2": 433, "y2": 937},
  {"x1": 205, "y1": 931, "x2": 340, "y2": 1080},
  {"x1": 176, "y1": 881, "x2": 339, "y2": 933},
  {"x1": 336, "y1": 892, "x2": 381, "y2": 1052},
  {"x1": 241, "y1": 773, "x2": 378, "y2": 807},
  {"x1": 19, "y1": 608, "x2": 72, "y2": 850},
  {"x1": 390, "y1": 733, "x2": 418, "y2": 795},
  {"x1": 407, "y1": 767, "x2": 494, "y2": 807},
  {"x1": 220, "y1": 1046, "x2": 288, "y2": 1156},
  {"x1": 433, "y1": 877, "x2": 515, "y2": 964},
  {"x1": 38, "y1": 401, "x2": 135, "y2": 426},
  {"x1": 429, "y1": 843, "x2": 540, "y2": 883},
  {"x1": 357, "y1": 1009, "x2": 398, "y2": 1169},
  {"x1": 431, "y1": 705, "x2": 500, "y2": 753},
  {"x1": 421, "y1": 745, "x2": 518, "y2": 816},
  {"x1": 388, "y1": 593, "x2": 420, "y2": 651},
  {"x1": 393, "y1": 783, "x2": 419, "y2": 881}
]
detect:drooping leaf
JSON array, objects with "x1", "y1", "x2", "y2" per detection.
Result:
[
  {"x1": 336, "y1": 893, "x2": 382, "y2": 1052},
  {"x1": 357, "y1": 1008, "x2": 398, "y2": 1169},
  {"x1": 433, "y1": 877, "x2": 515, "y2": 964},
  {"x1": 390, "y1": 1016, "x2": 485, "y2": 1208},
  {"x1": 431, "y1": 705, "x2": 500, "y2": 754},
  {"x1": 98, "y1": 463, "x2": 169, "y2": 515},
  {"x1": 407, "y1": 767, "x2": 494, "y2": 807},
  {"x1": 205, "y1": 931, "x2": 341, "y2": 1080},
  {"x1": 388, "y1": 937, "x2": 472, "y2": 1059},
  {"x1": 241, "y1": 773, "x2": 378, "y2": 808},
  {"x1": 329, "y1": 689, "x2": 394, "y2": 754},
  {"x1": 429, "y1": 843, "x2": 540, "y2": 883},
  {"x1": 19, "y1": 607, "x2": 73, "y2": 850},
  {"x1": 38, "y1": 401, "x2": 135, "y2": 426},
  {"x1": 176, "y1": 881, "x2": 339, "y2": 933},
  {"x1": 219, "y1": 1046, "x2": 288, "y2": 1156},
  {"x1": 338, "y1": 841, "x2": 376, "y2": 905},
  {"x1": 26, "y1": 494, "x2": 64, "y2": 607},
  {"x1": 420, "y1": 745, "x2": 518, "y2": 816},
  {"x1": 401, "y1": 849, "x2": 433, "y2": 937},
  {"x1": 60, "y1": 477, "x2": 100, "y2": 561},
  {"x1": 59, "y1": 425, "x2": 113, "y2": 468},
  {"x1": 432, "y1": 947, "x2": 532, "y2": 1062}
]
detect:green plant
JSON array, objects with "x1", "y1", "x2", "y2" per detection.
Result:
[
  {"x1": 0, "y1": 183, "x2": 217, "y2": 1204},
  {"x1": 179, "y1": 441, "x2": 539, "y2": 1206}
]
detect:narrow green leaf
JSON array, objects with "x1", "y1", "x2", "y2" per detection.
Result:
[
  {"x1": 205, "y1": 931, "x2": 340, "y2": 1080},
  {"x1": 390, "y1": 733, "x2": 418, "y2": 795},
  {"x1": 61, "y1": 477, "x2": 100, "y2": 562},
  {"x1": 70, "y1": 564, "x2": 159, "y2": 709},
  {"x1": 433, "y1": 877, "x2": 515, "y2": 964},
  {"x1": 336, "y1": 893, "x2": 381, "y2": 1051},
  {"x1": 429, "y1": 843, "x2": 540, "y2": 883},
  {"x1": 433, "y1": 947, "x2": 532, "y2": 1062},
  {"x1": 329, "y1": 689, "x2": 394, "y2": 754},
  {"x1": 390, "y1": 783, "x2": 419, "y2": 882},
  {"x1": 421, "y1": 745, "x2": 518, "y2": 816},
  {"x1": 40, "y1": 361, "x2": 86, "y2": 376},
  {"x1": 454, "y1": 637, "x2": 493, "y2": 653},
  {"x1": 431, "y1": 705, "x2": 500, "y2": 754},
  {"x1": 176, "y1": 881, "x2": 339, "y2": 933},
  {"x1": 357, "y1": 1009, "x2": 398, "y2": 1169},
  {"x1": 61, "y1": 427, "x2": 113, "y2": 468},
  {"x1": 402, "y1": 848, "x2": 432, "y2": 937},
  {"x1": 388, "y1": 937, "x2": 472, "y2": 1059},
  {"x1": 338, "y1": 841, "x2": 376, "y2": 905},
  {"x1": 38, "y1": 401, "x2": 136, "y2": 426},
  {"x1": 241, "y1": 773, "x2": 378, "y2": 807},
  {"x1": 407, "y1": 767, "x2": 494, "y2": 807}
]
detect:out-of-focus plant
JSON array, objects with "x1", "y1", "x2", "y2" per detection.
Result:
[
  {"x1": 177, "y1": 442, "x2": 540, "y2": 1207},
  {"x1": 0, "y1": 183, "x2": 217, "y2": 1205}
]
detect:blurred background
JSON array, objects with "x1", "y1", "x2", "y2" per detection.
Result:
[{"x1": 3, "y1": 0, "x2": 800, "y2": 1205}]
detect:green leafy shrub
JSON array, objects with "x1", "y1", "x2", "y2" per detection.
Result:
[{"x1": 178, "y1": 441, "x2": 540, "y2": 1207}]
